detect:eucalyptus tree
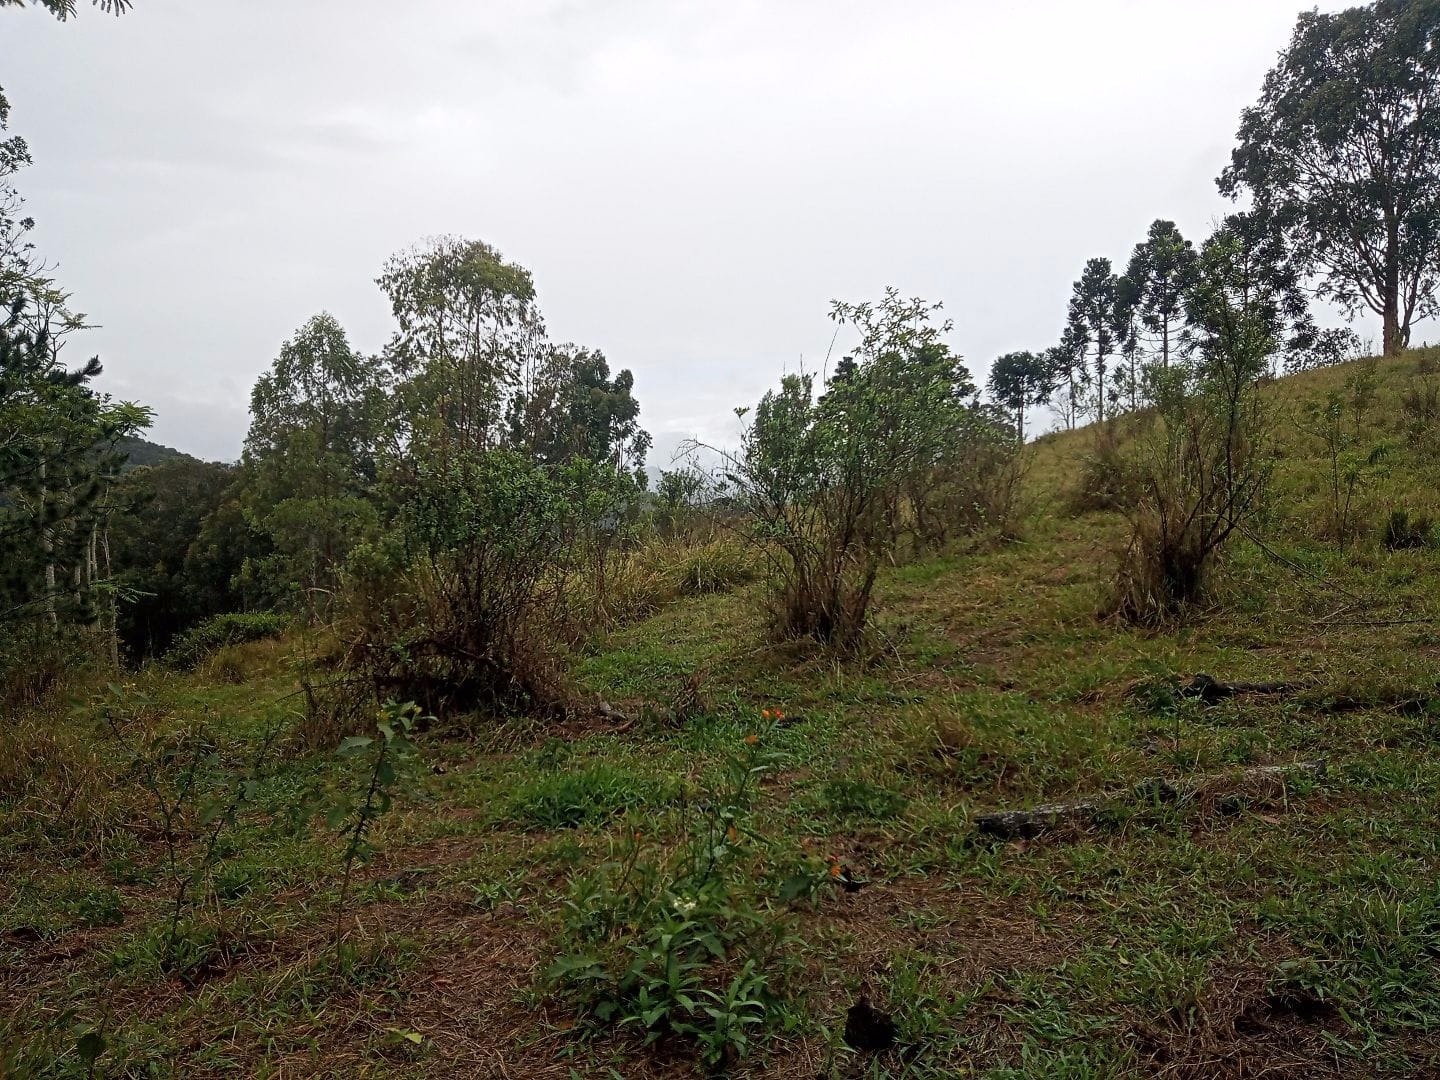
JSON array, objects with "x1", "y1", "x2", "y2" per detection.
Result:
[
  {"x1": 239, "y1": 313, "x2": 384, "y2": 613},
  {"x1": 1221, "y1": 0, "x2": 1440, "y2": 356},
  {"x1": 1188, "y1": 213, "x2": 1319, "y2": 376},
  {"x1": 378, "y1": 236, "x2": 544, "y2": 461}
]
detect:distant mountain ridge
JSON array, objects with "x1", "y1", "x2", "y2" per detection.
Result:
[{"x1": 114, "y1": 437, "x2": 204, "y2": 470}]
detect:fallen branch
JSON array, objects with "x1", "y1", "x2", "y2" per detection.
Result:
[{"x1": 973, "y1": 759, "x2": 1327, "y2": 840}]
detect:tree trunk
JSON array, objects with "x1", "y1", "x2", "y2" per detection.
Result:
[
  {"x1": 1384, "y1": 289, "x2": 1402, "y2": 357},
  {"x1": 102, "y1": 524, "x2": 119, "y2": 671},
  {"x1": 1383, "y1": 217, "x2": 1403, "y2": 357},
  {"x1": 1096, "y1": 357, "x2": 1106, "y2": 424},
  {"x1": 40, "y1": 460, "x2": 57, "y2": 629}
]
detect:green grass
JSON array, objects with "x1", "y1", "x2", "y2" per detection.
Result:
[{"x1": 6, "y1": 350, "x2": 1440, "y2": 1076}]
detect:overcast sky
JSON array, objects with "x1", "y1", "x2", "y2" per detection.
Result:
[{"x1": 4, "y1": 0, "x2": 1401, "y2": 465}]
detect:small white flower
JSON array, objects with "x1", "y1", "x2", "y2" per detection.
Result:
[{"x1": 671, "y1": 895, "x2": 697, "y2": 914}]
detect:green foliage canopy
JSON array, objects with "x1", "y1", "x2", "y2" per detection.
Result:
[{"x1": 1221, "y1": 0, "x2": 1440, "y2": 356}]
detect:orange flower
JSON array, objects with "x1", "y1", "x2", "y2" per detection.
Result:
[
  {"x1": 761, "y1": 708, "x2": 772, "y2": 720},
  {"x1": 633, "y1": 831, "x2": 643, "y2": 842},
  {"x1": 744, "y1": 734, "x2": 759, "y2": 745},
  {"x1": 726, "y1": 825, "x2": 739, "y2": 843},
  {"x1": 774, "y1": 709, "x2": 785, "y2": 720},
  {"x1": 829, "y1": 864, "x2": 843, "y2": 878}
]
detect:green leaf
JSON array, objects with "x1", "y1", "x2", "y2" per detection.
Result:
[
  {"x1": 337, "y1": 736, "x2": 373, "y2": 756},
  {"x1": 75, "y1": 1031, "x2": 106, "y2": 1063},
  {"x1": 778, "y1": 873, "x2": 813, "y2": 903}
]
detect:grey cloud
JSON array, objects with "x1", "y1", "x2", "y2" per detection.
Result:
[{"x1": 4, "y1": 0, "x2": 1424, "y2": 465}]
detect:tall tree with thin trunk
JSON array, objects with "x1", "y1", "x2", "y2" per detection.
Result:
[
  {"x1": 378, "y1": 236, "x2": 543, "y2": 461},
  {"x1": 1120, "y1": 219, "x2": 1199, "y2": 370},
  {"x1": 1046, "y1": 329, "x2": 1087, "y2": 431},
  {"x1": 987, "y1": 350, "x2": 1054, "y2": 441},
  {"x1": 1065, "y1": 258, "x2": 1124, "y2": 423},
  {"x1": 240, "y1": 313, "x2": 383, "y2": 614},
  {"x1": 1220, "y1": 0, "x2": 1440, "y2": 356}
]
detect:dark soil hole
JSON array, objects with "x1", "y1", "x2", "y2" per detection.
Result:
[{"x1": 1236, "y1": 987, "x2": 1339, "y2": 1033}]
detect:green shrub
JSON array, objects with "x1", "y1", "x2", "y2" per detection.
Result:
[
  {"x1": 165, "y1": 612, "x2": 287, "y2": 671},
  {"x1": 340, "y1": 452, "x2": 641, "y2": 718},
  {"x1": 708, "y1": 290, "x2": 1016, "y2": 651},
  {"x1": 544, "y1": 739, "x2": 799, "y2": 1069}
]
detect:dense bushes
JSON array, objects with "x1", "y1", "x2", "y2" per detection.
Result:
[
  {"x1": 712, "y1": 290, "x2": 1019, "y2": 650},
  {"x1": 337, "y1": 452, "x2": 640, "y2": 718},
  {"x1": 165, "y1": 612, "x2": 288, "y2": 671}
]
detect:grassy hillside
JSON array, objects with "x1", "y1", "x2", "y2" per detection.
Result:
[
  {"x1": 113, "y1": 437, "x2": 202, "y2": 471},
  {"x1": 6, "y1": 352, "x2": 1440, "y2": 1078}
]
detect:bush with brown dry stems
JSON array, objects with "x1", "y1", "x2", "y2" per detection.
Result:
[{"x1": 1112, "y1": 275, "x2": 1276, "y2": 625}]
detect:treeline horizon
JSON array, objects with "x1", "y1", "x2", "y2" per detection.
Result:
[{"x1": 5, "y1": 0, "x2": 1440, "y2": 674}]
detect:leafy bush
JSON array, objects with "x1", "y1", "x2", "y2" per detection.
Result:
[
  {"x1": 545, "y1": 738, "x2": 796, "y2": 1069},
  {"x1": 165, "y1": 612, "x2": 288, "y2": 671},
  {"x1": 339, "y1": 452, "x2": 640, "y2": 718},
  {"x1": 705, "y1": 290, "x2": 1016, "y2": 650}
]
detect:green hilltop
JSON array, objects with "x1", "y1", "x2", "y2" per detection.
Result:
[{"x1": 5, "y1": 348, "x2": 1440, "y2": 1078}]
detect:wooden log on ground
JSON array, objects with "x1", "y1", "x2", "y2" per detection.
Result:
[
  {"x1": 971, "y1": 797, "x2": 1106, "y2": 840},
  {"x1": 972, "y1": 759, "x2": 1326, "y2": 841}
]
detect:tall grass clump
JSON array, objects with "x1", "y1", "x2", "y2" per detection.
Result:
[{"x1": 1112, "y1": 233, "x2": 1276, "y2": 625}]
